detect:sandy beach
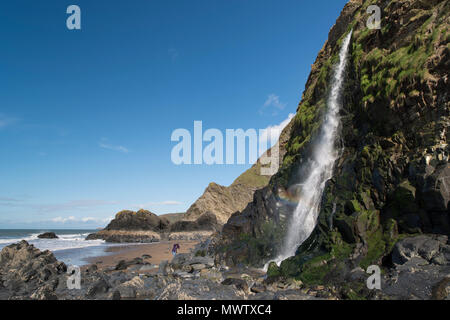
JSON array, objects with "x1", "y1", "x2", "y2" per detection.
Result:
[{"x1": 86, "y1": 240, "x2": 199, "y2": 270}]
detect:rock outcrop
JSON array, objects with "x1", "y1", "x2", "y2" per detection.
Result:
[
  {"x1": 215, "y1": 0, "x2": 450, "y2": 299},
  {"x1": 86, "y1": 209, "x2": 169, "y2": 242},
  {"x1": 87, "y1": 209, "x2": 221, "y2": 242},
  {"x1": 103, "y1": 209, "x2": 170, "y2": 232},
  {"x1": 0, "y1": 241, "x2": 66, "y2": 299},
  {"x1": 37, "y1": 232, "x2": 58, "y2": 239}
]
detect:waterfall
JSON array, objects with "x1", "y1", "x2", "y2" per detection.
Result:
[{"x1": 270, "y1": 30, "x2": 353, "y2": 267}]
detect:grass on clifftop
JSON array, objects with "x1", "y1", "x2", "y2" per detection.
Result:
[
  {"x1": 353, "y1": 4, "x2": 448, "y2": 106},
  {"x1": 231, "y1": 162, "x2": 270, "y2": 188}
]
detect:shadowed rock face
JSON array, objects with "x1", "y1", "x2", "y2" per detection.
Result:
[
  {"x1": 169, "y1": 212, "x2": 219, "y2": 233},
  {"x1": 215, "y1": 0, "x2": 450, "y2": 297}
]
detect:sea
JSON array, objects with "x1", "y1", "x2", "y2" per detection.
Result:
[{"x1": 0, "y1": 229, "x2": 127, "y2": 266}]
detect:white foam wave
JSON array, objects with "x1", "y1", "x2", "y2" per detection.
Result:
[{"x1": 0, "y1": 232, "x2": 105, "y2": 252}]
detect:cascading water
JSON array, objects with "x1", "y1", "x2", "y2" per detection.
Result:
[{"x1": 270, "y1": 30, "x2": 353, "y2": 267}]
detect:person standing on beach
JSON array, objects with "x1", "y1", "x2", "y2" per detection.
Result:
[{"x1": 172, "y1": 243, "x2": 180, "y2": 257}]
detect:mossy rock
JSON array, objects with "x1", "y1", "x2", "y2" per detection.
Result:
[
  {"x1": 267, "y1": 261, "x2": 281, "y2": 278},
  {"x1": 334, "y1": 213, "x2": 357, "y2": 243},
  {"x1": 355, "y1": 210, "x2": 381, "y2": 240},
  {"x1": 345, "y1": 199, "x2": 363, "y2": 214},
  {"x1": 195, "y1": 250, "x2": 206, "y2": 257},
  {"x1": 391, "y1": 180, "x2": 418, "y2": 213}
]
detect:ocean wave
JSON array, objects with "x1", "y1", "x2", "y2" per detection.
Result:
[
  {"x1": 0, "y1": 232, "x2": 106, "y2": 252},
  {"x1": 0, "y1": 233, "x2": 40, "y2": 244}
]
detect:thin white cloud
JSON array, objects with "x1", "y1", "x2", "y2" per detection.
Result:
[
  {"x1": 99, "y1": 139, "x2": 129, "y2": 153},
  {"x1": 51, "y1": 216, "x2": 76, "y2": 223},
  {"x1": 259, "y1": 113, "x2": 294, "y2": 154},
  {"x1": 51, "y1": 216, "x2": 112, "y2": 224}
]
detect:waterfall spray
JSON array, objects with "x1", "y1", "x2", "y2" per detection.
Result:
[{"x1": 269, "y1": 30, "x2": 353, "y2": 267}]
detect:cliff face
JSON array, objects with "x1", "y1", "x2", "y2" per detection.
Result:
[
  {"x1": 217, "y1": 0, "x2": 449, "y2": 293},
  {"x1": 184, "y1": 182, "x2": 262, "y2": 225},
  {"x1": 183, "y1": 122, "x2": 293, "y2": 225}
]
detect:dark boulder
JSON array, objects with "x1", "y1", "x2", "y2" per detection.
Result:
[
  {"x1": 250, "y1": 283, "x2": 267, "y2": 293},
  {"x1": 115, "y1": 257, "x2": 144, "y2": 271},
  {"x1": 420, "y1": 164, "x2": 450, "y2": 213},
  {"x1": 86, "y1": 278, "x2": 110, "y2": 298},
  {"x1": 221, "y1": 278, "x2": 249, "y2": 292},
  {"x1": 391, "y1": 234, "x2": 448, "y2": 265},
  {"x1": 383, "y1": 235, "x2": 450, "y2": 299},
  {"x1": 37, "y1": 232, "x2": 58, "y2": 239}
]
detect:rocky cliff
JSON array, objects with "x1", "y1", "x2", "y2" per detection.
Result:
[
  {"x1": 184, "y1": 122, "x2": 293, "y2": 225},
  {"x1": 216, "y1": 0, "x2": 449, "y2": 299},
  {"x1": 184, "y1": 182, "x2": 264, "y2": 225}
]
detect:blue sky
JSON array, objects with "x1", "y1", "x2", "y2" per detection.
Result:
[{"x1": 0, "y1": 0, "x2": 348, "y2": 228}]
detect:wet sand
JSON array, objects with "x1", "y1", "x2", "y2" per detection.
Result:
[{"x1": 86, "y1": 240, "x2": 198, "y2": 270}]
